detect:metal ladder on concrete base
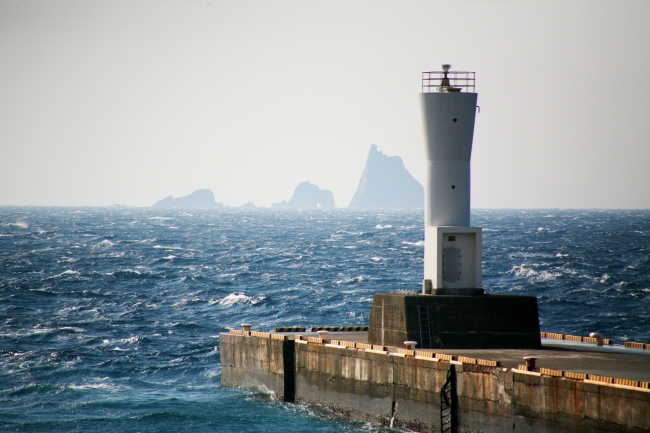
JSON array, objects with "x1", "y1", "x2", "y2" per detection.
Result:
[
  {"x1": 440, "y1": 366, "x2": 459, "y2": 433},
  {"x1": 417, "y1": 305, "x2": 431, "y2": 349}
]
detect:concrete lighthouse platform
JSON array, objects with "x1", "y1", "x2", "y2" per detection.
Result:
[{"x1": 368, "y1": 293, "x2": 542, "y2": 349}]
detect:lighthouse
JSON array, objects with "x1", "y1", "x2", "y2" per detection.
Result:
[
  {"x1": 367, "y1": 65, "x2": 541, "y2": 349},
  {"x1": 420, "y1": 65, "x2": 483, "y2": 295}
]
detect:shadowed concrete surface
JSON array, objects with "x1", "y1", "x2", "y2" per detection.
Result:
[
  {"x1": 221, "y1": 332, "x2": 650, "y2": 432},
  {"x1": 368, "y1": 293, "x2": 542, "y2": 349}
]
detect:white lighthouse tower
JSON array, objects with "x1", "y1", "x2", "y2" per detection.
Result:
[
  {"x1": 368, "y1": 66, "x2": 540, "y2": 349},
  {"x1": 420, "y1": 65, "x2": 483, "y2": 295}
]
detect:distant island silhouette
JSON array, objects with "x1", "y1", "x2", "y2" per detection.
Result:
[
  {"x1": 151, "y1": 145, "x2": 422, "y2": 210},
  {"x1": 272, "y1": 181, "x2": 335, "y2": 209},
  {"x1": 237, "y1": 201, "x2": 256, "y2": 209},
  {"x1": 348, "y1": 144, "x2": 423, "y2": 209},
  {"x1": 151, "y1": 189, "x2": 225, "y2": 209}
]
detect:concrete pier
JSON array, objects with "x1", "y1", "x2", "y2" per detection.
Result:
[{"x1": 220, "y1": 331, "x2": 650, "y2": 433}]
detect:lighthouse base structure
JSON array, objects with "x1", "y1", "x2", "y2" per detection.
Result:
[{"x1": 368, "y1": 293, "x2": 541, "y2": 349}]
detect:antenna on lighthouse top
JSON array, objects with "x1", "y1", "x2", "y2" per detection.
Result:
[{"x1": 439, "y1": 64, "x2": 451, "y2": 91}]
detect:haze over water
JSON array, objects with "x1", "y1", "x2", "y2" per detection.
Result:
[{"x1": 1, "y1": 208, "x2": 649, "y2": 432}]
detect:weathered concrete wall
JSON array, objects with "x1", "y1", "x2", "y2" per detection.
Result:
[
  {"x1": 512, "y1": 372, "x2": 650, "y2": 433},
  {"x1": 220, "y1": 333, "x2": 294, "y2": 402},
  {"x1": 220, "y1": 334, "x2": 650, "y2": 433},
  {"x1": 295, "y1": 343, "x2": 395, "y2": 423}
]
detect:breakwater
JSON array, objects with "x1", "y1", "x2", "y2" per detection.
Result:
[{"x1": 220, "y1": 332, "x2": 650, "y2": 433}]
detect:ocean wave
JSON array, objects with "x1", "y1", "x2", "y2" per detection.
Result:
[
  {"x1": 509, "y1": 265, "x2": 562, "y2": 281},
  {"x1": 68, "y1": 383, "x2": 130, "y2": 391},
  {"x1": 336, "y1": 276, "x2": 364, "y2": 284},
  {"x1": 9, "y1": 221, "x2": 29, "y2": 229},
  {"x1": 153, "y1": 245, "x2": 183, "y2": 250},
  {"x1": 57, "y1": 256, "x2": 78, "y2": 263},
  {"x1": 401, "y1": 240, "x2": 424, "y2": 246},
  {"x1": 51, "y1": 270, "x2": 80, "y2": 278},
  {"x1": 108, "y1": 269, "x2": 141, "y2": 278},
  {"x1": 94, "y1": 239, "x2": 115, "y2": 248},
  {"x1": 6, "y1": 382, "x2": 64, "y2": 396},
  {"x1": 216, "y1": 292, "x2": 267, "y2": 306},
  {"x1": 57, "y1": 326, "x2": 85, "y2": 333},
  {"x1": 172, "y1": 298, "x2": 202, "y2": 307}
]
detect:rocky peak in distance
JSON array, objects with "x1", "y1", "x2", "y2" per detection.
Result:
[{"x1": 348, "y1": 144, "x2": 423, "y2": 209}]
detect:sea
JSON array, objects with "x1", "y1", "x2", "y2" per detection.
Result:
[{"x1": 1, "y1": 207, "x2": 649, "y2": 432}]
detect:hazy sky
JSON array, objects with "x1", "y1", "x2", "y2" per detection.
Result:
[{"x1": 1, "y1": 0, "x2": 649, "y2": 208}]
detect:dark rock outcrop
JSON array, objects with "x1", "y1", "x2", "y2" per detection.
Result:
[
  {"x1": 348, "y1": 144, "x2": 423, "y2": 209},
  {"x1": 272, "y1": 181, "x2": 335, "y2": 209},
  {"x1": 152, "y1": 189, "x2": 225, "y2": 209}
]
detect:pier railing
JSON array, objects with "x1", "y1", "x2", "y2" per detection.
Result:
[{"x1": 422, "y1": 71, "x2": 475, "y2": 93}]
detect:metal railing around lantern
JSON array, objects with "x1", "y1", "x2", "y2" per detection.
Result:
[{"x1": 422, "y1": 71, "x2": 475, "y2": 93}]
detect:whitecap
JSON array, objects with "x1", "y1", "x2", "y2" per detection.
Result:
[
  {"x1": 12, "y1": 221, "x2": 29, "y2": 229},
  {"x1": 148, "y1": 216, "x2": 173, "y2": 220},
  {"x1": 172, "y1": 299, "x2": 189, "y2": 307},
  {"x1": 58, "y1": 327, "x2": 85, "y2": 333},
  {"x1": 402, "y1": 240, "x2": 424, "y2": 246},
  {"x1": 600, "y1": 274, "x2": 613, "y2": 284},
  {"x1": 219, "y1": 292, "x2": 252, "y2": 306},
  {"x1": 152, "y1": 245, "x2": 183, "y2": 250},
  {"x1": 375, "y1": 224, "x2": 393, "y2": 229},
  {"x1": 53, "y1": 270, "x2": 80, "y2": 278},
  {"x1": 509, "y1": 265, "x2": 561, "y2": 281},
  {"x1": 162, "y1": 255, "x2": 176, "y2": 260},
  {"x1": 510, "y1": 265, "x2": 538, "y2": 278},
  {"x1": 218, "y1": 292, "x2": 266, "y2": 306},
  {"x1": 68, "y1": 383, "x2": 129, "y2": 391},
  {"x1": 205, "y1": 370, "x2": 221, "y2": 379},
  {"x1": 336, "y1": 276, "x2": 364, "y2": 284}
]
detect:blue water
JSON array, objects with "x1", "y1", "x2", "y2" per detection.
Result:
[{"x1": 1, "y1": 208, "x2": 649, "y2": 432}]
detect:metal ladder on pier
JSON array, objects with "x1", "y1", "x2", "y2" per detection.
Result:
[
  {"x1": 440, "y1": 366, "x2": 459, "y2": 433},
  {"x1": 417, "y1": 305, "x2": 431, "y2": 349}
]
